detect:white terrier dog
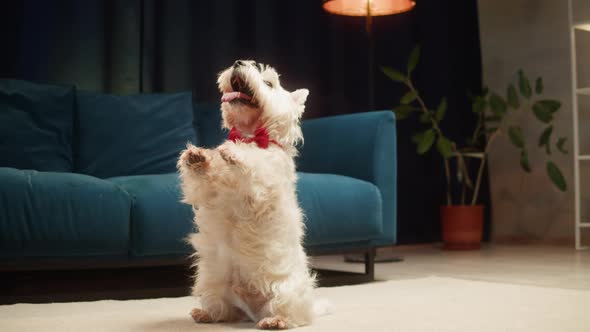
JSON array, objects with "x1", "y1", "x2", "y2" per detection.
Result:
[{"x1": 178, "y1": 60, "x2": 327, "y2": 329}]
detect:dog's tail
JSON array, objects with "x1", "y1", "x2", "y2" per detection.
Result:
[{"x1": 313, "y1": 298, "x2": 334, "y2": 317}]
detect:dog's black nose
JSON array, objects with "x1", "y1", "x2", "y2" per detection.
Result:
[{"x1": 233, "y1": 60, "x2": 244, "y2": 68}]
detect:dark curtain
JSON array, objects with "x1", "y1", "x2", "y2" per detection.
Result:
[{"x1": 0, "y1": 0, "x2": 489, "y2": 244}]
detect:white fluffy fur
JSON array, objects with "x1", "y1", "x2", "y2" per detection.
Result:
[{"x1": 177, "y1": 60, "x2": 322, "y2": 329}]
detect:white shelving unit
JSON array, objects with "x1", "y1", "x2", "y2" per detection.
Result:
[{"x1": 569, "y1": 0, "x2": 590, "y2": 249}]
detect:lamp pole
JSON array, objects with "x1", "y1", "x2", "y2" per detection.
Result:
[
  {"x1": 366, "y1": 0, "x2": 375, "y2": 111},
  {"x1": 323, "y1": 0, "x2": 415, "y2": 263}
]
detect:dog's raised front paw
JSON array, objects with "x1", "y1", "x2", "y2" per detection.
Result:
[
  {"x1": 256, "y1": 316, "x2": 288, "y2": 330},
  {"x1": 180, "y1": 145, "x2": 211, "y2": 170},
  {"x1": 190, "y1": 308, "x2": 213, "y2": 323},
  {"x1": 218, "y1": 146, "x2": 242, "y2": 166}
]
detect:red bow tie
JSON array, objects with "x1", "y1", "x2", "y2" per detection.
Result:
[{"x1": 228, "y1": 127, "x2": 282, "y2": 149}]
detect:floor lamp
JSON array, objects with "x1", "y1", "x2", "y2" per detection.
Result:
[{"x1": 322, "y1": 0, "x2": 415, "y2": 263}]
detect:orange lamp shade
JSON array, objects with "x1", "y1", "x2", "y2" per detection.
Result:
[{"x1": 323, "y1": 0, "x2": 415, "y2": 16}]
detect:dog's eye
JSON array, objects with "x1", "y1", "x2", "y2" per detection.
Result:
[{"x1": 264, "y1": 80, "x2": 273, "y2": 88}]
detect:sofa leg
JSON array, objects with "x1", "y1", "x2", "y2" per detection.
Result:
[
  {"x1": 312, "y1": 247, "x2": 377, "y2": 286},
  {"x1": 364, "y1": 248, "x2": 376, "y2": 280}
]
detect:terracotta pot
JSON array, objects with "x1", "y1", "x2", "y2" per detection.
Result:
[{"x1": 440, "y1": 205, "x2": 483, "y2": 250}]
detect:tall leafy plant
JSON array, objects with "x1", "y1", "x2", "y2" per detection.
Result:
[{"x1": 382, "y1": 46, "x2": 568, "y2": 206}]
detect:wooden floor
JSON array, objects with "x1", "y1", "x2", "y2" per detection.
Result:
[{"x1": 311, "y1": 244, "x2": 590, "y2": 290}]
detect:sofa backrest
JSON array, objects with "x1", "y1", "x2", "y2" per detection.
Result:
[
  {"x1": 0, "y1": 79, "x2": 76, "y2": 172},
  {"x1": 75, "y1": 91, "x2": 198, "y2": 178},
  {"x1": 192, "y1": 101, "x2": 226, "y2": 148},
  {"x1": 1, "y1": 79, "x2": 227, "y2": 177}
]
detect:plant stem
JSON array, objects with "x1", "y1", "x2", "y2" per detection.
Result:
[
  {"x1": 470, "y1": 109, "x2": 484, "y2": 146},
  {"x1": 456, "y1": 153, "x2": 474, "y2": 189},
  {"x1": 471, "y1": 156, "x2": 486, "y2": 206},
  {"x1": 406, "y1": 81, "x2": 446, "y2": 139},
  {"x1": 406, "y1": 79, "x2": 454, "y2": 205},
  {"x1": 469, "y1": 109, "x2": 507, "y2": 205},
  {"x1": 443, "y1": 158, "x2": 452, "y2": 205},
  {"x1": 461, "y1": 175, "x2": 466, "y2": 205}
]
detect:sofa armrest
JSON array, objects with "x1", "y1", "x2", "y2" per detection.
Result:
[{"x1": 298, "y1": 111, "x2": 397, "y2": 245}]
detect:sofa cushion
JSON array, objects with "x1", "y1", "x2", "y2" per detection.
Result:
[
  {"x1": 0, "y1": 79, "x2": 75, "y2": 171},
  {"x1": 0, "y1": 167, "x2": 131, "y2": 257},
  {"x1": 106, "y1": 171, "x2": 383, "y2": 256},
  {"x1": 297, "y1": 172, "x2": 383, "y2": 246},
  {"x1": 76, "y1": 91, "x2": 198, "y2": 178},
  {"x1": 108, "y1": 173, "x2": 194, "y2": 257}
]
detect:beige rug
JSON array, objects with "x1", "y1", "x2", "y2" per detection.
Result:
[{"x1": 1, "y1": 276, "x2": 589, "y2": 332}]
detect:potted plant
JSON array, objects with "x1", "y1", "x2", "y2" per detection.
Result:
[{"x1": 382, "y1": 46, "x2": 568, "y2": 250}]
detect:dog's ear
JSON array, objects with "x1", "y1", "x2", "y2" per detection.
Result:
[{"x1": 291, "y1": 89, "x2": 309, "y2": 106}]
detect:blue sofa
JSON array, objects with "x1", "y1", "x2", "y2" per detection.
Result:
[{"x1": 0, "y1": 79, "x2": 397, "y2": 275}]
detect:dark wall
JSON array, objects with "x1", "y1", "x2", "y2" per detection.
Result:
[{"x1": 0, "y1": 0, "x2": 488, "y2": 244}]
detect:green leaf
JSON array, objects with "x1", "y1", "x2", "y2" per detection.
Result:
[
  {"x1": 508, "y1": 126, "x2": 525, "y2": 149},
  {"x1": 407, "y1": 46, "x2": 420, "y2": 75},
  {"x1": 547, "y1": 161, "x2": 567, "y2": 191},
  {"x1": 392, "y1": 105, "x2": 417, "y2": 120},
  {"x1": 532, "y1": 100, "x2": 561, "y2": 123},
  {"x1": 538, "y1": 125, "x2": 553, "y2": 154},
  {"x1": 538, "y1": 100, "x2": 561, "y2": 113},
  {"x1": 472, "y1": 96, "x2": 487, "y2": 113},
  {"x1": 436, "y1": 136, "x2": 454, "y2": 159},
  {"x1": 520, "y1": 149, "x2": 531, "y2": 173},
  {"x1": 381, "y1": 66, "x2": 406, "y2": 83},
  {"x1": 557, "y1": 137, "x2": 568, "y2": 154},
  {"x1": 507, "y1": 84, "x2": 519, "y2": 109},
  {"x1": 489, "y1": 93, "x2": 507, "y2": 116},
  {"x1": 411, "y1": 131, "x2": 424, "y2": 144},
  {"x1": 535, "y1": 77, "x2": 544, "y2": 94},
  {"x1": 400, "y1": 90, "x2": 417, "y2": 104},
  {"x1": 532, "y1": 106, "x2": 552, "y2": 123},
  {"x1": 416, "y1": 129, "x2": 436, "y2": 155},
  {"x1": 518, "y1": 69, "x2": 532, "y2": 99},
  {"x1": 419, "y1": 112, "x2": 432, "y2": 124},
  {"x1": 436, "y1": 98, "x2": 447, "y2": 121}
]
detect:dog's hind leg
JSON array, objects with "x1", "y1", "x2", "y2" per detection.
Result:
[
  {"x1": 256, "y1": 316, "x2": 288, "y2": 330},
  {"x1": 191, "y1": 287, "x2": 245, "y2": 323},
  {"x1": 190, "y1": 308, "x2": 213, "y2": 323},
  {"x1": 253, "y1": 284, "x2": 315, "y2": 329},
  {"x1": 191, "y1": 253, "x2": 244, "y2": 323},
  {"x1": 190, "y1": 305, "x2": 245, "y2": 324}
]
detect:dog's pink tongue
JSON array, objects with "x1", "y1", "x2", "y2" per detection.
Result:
[{"x1": 221, "y1": 92, "x2": 252, "y2": 102}]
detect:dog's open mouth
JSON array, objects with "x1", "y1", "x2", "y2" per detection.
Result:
[{"x1": 221, "y1": 73, "x2": 258, "y2": 107}]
